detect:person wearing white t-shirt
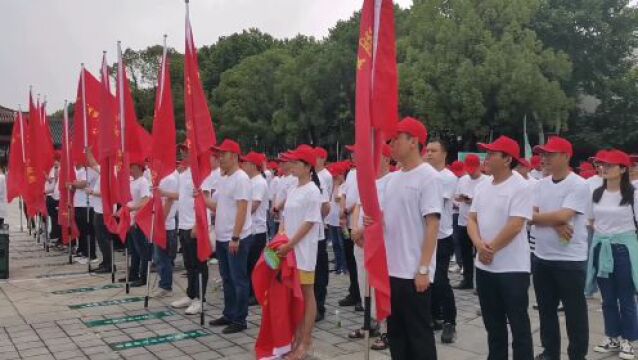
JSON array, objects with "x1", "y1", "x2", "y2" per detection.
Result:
[
  {"x1": 240, "y1": 152, "x2": 269, "y2": 305},
  {"x1": 69, "y1": 164, "x2": 99, "y2": 260},
  {"x1": 275, "y1": 146, "x2": 323, "y2": 360},
  {"x1": 83, "y1": 150, "x2": 113, "y2": 275},
  {"x1": 45, "y1": 156, "x2": 61, "y2": 243},
  {"x1": 425, "y1": 138, "x2": 459, "y2": 344},
  {"x1": 586, "y1": 150, "x2": 638, "y2": 359},
  {"x1": 126, "y1": 161, "x2": 151, "y2": 288},
  {"x1": 371, "y1": 117, "x2": 441, "y2": 359},
  {"x1": 151, "y1": 171, "x2": 179, "y2": 298},
  {"x1": 327, "y1": 165, "x2": 348, "y2": 276},
  {"x1": 454, "y1": 154, "x2": 487, "y2": 289},
  {"x1": 207, "y1": 139, "x2": 253, "y2": 334},
  {"x1": 314, "y1": 146, "x2": 332, "y2": 322},
  {"x1": 467, "y1": 136, "x2": 534, "y2": 360}
]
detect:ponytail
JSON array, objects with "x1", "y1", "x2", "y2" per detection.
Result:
[{"x1": 310, "y1": 166, "x2": 322, "y2": 193}]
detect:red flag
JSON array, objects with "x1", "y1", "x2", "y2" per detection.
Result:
[
  {"x1": 24, "y1": 91, "x2": 48, "y2": 218},
  {"x1": 185, "y1": 4, "x2": 216, "y2": 262},
  {"x1": 58, "y1": 103, "x2": 79, "y2": 245},
  {"x1": 354, "y1": 0, "x2": 397, "y2": 322},
  {"x1": 7, "y1": 111, "x2": 26, "y2": 202},
  {"x1": 39, "y1": 101, "x2": 55, "y2": 176},
  {"x1": 137, "y1": 45, "x2": 177, "y2": 250},
  {"x1": 72, "y1": 68, "x2": 102, "y2": 165}
]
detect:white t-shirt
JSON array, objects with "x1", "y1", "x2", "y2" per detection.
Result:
[
  {"x1": 91, "y1": 176, "x2": 103, "y2": 214},
  {"x1": 470, "y1": 173, "x2": 533, "y2": 273},
  {"x1": 530, "y1": 169, "x2": 544, "y2": 180},
  {"x1": 344, "y1": 169, "x2": 359, "y2": 212},
  {"x1": 178, "y1": 168, "x2": 195, "y2": 230},
  {"x1": 0, "y1": 174, "x2": 7, "y2": 219},
  {"x1": 129, "y1": 176, "x2": 151, "y2": 222},
  {"x1": 46, "y1": 167, "x2": 60, "y2": 201},
  {"x1": 202, "y1": 168, "x2": 221, "y2": 194},
  {"x1": 533, "y1": 172, "x2": 591, "y2": 261},
  {"x1": 436, "y1": 168, "x2": 458, "y2": 239},
  {"x1": 275, "y1": 175, "x2": 298, "y2": 208},
  {"x1": 382, "y1": 163, "x2": 442, "y2": 282},
  {"x1": 357, "y1": 173, "x2": 392, "y2": 228},
  {"x1": 632, "y1": 180, "x2": 638, "y2": 189},
  {"x1": 326, "y1": 182, "x2": 342, "y2": 227},
  {"x1": 73, "y1": 167, "x2": 98, "y2": 208},
  {"x1": 592, "y1": 190, "x2": 638, "y2": 235},
  {"x1": 317, "y1": 168, "x2": 333, "y2": 204},
  {"x1": 250, "y1": 174, "x2": 269, "y2": 234},
  {"x1": 282, "y1": 182, "x2": 323, "y2": 271},
  {"x1": 268, "y1": 176, "x2": 281, "y2": 202},
  {"x1": 214, "y1": 169, "x2": 252, "y2": 242},
  {"x1": 455, "y1": 174, "x2": 488, "y2": 226},
  {"x1": 586, "y1": 175, "x2": 603, "y2": 194},
  {"x1": 159, "y1": 172, "x2": 179, "y2": 230}
]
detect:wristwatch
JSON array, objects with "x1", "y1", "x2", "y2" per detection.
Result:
[
  {"x1": 417, "y1": 265, "x2": 430, "y2": 276},
  {"x1": 231, "y1": 236, "x2": 240, "y2": 242}
]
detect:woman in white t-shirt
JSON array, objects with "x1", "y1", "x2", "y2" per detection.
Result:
[
  {"x1": 276, "y1": 146, "x2": 323, "y2": 360},
  {"x1": 586, "y1": 149, "x2": 638, "y2": 359}
]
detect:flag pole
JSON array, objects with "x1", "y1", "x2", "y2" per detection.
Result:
[
  {"x1": 17, "y1": 107, "x2": 26, "y2": 233},
  {"x1": 63, "y1": 101, "x2": 74, "y2": 265},
  {"x1": 117, "y1": 41, "x2": 131, "y2": 294},
  {"x1": 81, "y1": 64, "x2": 93, "y2": 272},
  {"x1": 42, "y1": 100, "x2": 50, "y2": 253}
]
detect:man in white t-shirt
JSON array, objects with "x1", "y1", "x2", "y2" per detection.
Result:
[
  {"x1": 467, "y1": 136, "x2": 534, "y2": 359},
  {"x1": 425, "y1": 138, "x2": 459, "y2": 343},
  {"x1": 314, "y1": 146, "x2": 333, "y2": 321},
  {"x1": 152, "y1": 170, "x2": 179, "y2": 298},
  {"x1": 70, "y1": 164, "x2": 99, "y2": 261},
  {"x1": 240, "y1": 152, "x2": 269, "y2": 305},
  {"x1": 45, "y1": 154, "x2": 61, "y2": 243},
  {"x1": 454, "y1": 154, "x2": 486, "y2": 289},
  {"x1": 530, "y1": 137, "x2": 590, "y2": 360},
  {"x1": 379, "y1": 117, "x2": 441, "y2": 359},
  {"x1": 208, "y1": 139, "x2": 253, "y2": 334},
  {"x1": 126, "y1": 160, "x2": 152, "y2": 288}
]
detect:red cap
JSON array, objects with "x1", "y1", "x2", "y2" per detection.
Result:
[
  {"x1": 267, "y1": 161, "x2": 278, "y2": 170},
  {"x1": 449, "y1": 160, "x2": 465, "y2": 177},
  {"x1": 464, "y1": 154, "x2": 481, "y2": 174},
  {"x1": 314, "y1": 147, "x2": 328, "y2": 159},
  {"x1": 241, "y1": 151, "x2": 265, "y2": 168},
  {"x1": 596, "y1": 149, "x2": 632, "y2": 168},
  {"x1": 579, "y1": 162, "x2": 594, "y2": 172},
  {"x1": 478, "y1": 136, "x2": 520, "y2": 161},
  {"x1": 212, "y1": 139, "x2": 242, "y2": 155},
  {"x1": 382, "y1": 144, "x2": 392, "y2": 158},
  {"x1": 531, "y1": 155, "x2": 541, "y2": 169},
  {"x1": 533, "y1": 136, "x2": 573, "y2": 157},
  {"x1": 517, "y1": 158, "x2": 532, "y2": 169},
  {"x1": 286, "y1": 146, "x2": 317, "y2": 167},
  {"x1": 396, "y1": 117, "x2": 428, "y2": 145}
]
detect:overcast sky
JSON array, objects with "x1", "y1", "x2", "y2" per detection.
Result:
[{"x1": 1, "y1": 0, "x2": 413, "y2": 112}]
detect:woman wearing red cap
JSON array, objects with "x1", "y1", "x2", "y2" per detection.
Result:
[
  {"x1": 275, "y1": 146, "x2": 323, "y2": 360},
  {"x1": 586, "y1": 149, "x2": 638, "y2": 359}
]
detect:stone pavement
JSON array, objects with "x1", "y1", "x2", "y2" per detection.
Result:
[{"x1": 0, "y1": 200, "x2": 621, "y2": 359}]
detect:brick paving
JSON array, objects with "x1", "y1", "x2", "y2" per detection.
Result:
[{"x1": 0, "y1": 200, "x2": 619, "y2": 359}]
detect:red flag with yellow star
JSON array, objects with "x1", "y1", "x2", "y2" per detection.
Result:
[
  {"x1": 59, "y1": 103, "x2": 79, "y2": 245},
  {"x1": 24, "y1": 91, "x2": 48, "y2": 218},
  {"x1": 72, "y1": 69, "x2": 102, "y2": 166}
]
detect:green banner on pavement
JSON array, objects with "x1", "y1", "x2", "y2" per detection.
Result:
[
  {"x1": 84, "y1": 310, "x2": 175, "y2": 328},
  {"x1": 109, "y1": 330, "x2": 210, "y2": 351},
  {"x1": 69, "y1": 297, "x2": 144, "y2": 310},
  {"x1": 53, "y1": 284, "x2": 123, "y2": 295}
]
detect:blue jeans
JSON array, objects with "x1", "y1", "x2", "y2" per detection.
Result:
[
  {"x1": 328, "y1": 225, "x2": 347, "y2": 273},
  {"x1": 595, "y1": 244, "x2": 638, "y2": 341},
  {"x1": 153, "y1": 230, "x2": 177, "y2": 291},
  {"x1": 217, "y1": 236, "x2": 253, "y2": 327}
]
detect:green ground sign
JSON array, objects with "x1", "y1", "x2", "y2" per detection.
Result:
[
  {"x1": 69, "y1": 297, "x2": 144, "y2": 309},
  {"x1": 84, "y1": 310, "x2": 175, "y2": 328},
  {"x1": 109, "y1": 330, "x2": 210, "y2": 350},
  {"x1": 53, "y1": 284, "x2": 123, "y2": 295}
]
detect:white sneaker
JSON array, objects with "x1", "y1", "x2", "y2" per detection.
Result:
[
  {"x1": 76, "y1": 257, "x2": 88, "y2": 265},
  {"x1": 620, "y1": 339, "x2": 635, "y2": 360},
  {"x1": 90, "y1": 258, "x2": 100, "y2": 264},
  {"x1": 171, "y1": 297, "x2": 192, "y2": 309},
  {"x1": 185, "y1": 300, "x2": 202, "y2": 315},
  {"x1": 152, "y1": 288, "x2": 172, "y2": 299},
  {"x1": 594, "y1": 337, "x2": 620, "y2": 353},
  {"x1": 209, "y1": 259, "x2": 218, "y2": 265}
]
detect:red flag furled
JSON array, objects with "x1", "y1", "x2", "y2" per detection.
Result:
[
  {"x1": 354, "y1": 0, "x2": 398, "y2": 321},
  {"x1": 7, "y1": 110, "x2": 27, "y2": 202},
  {"x1": 24, "y1": 91, "x2": 48, "y2": 218},
  {"x1": 58, "y1": 102, "x2": 79, "y2": 244},
  {"x1": 137, "y1": 40, "x2": 177, "y2": 250},
  {"x1": 185, "y1": 3, "x2": 216, "y2": 262},
  {"x1": 72, "y1": 68, "x2": 102, "y2": 165},
  {"x1": 39, "y1": 100, "x2": 55, "y2": 176}
]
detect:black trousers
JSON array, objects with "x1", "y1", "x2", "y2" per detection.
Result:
[
  {"x1": 314, "y1": 238, "x2": 329, "y2": 315},
  {"x1": 46, "y1": 196, "x2": 61, "y2": 241},
  {"x1": 458, "y1": 226, "x2": 475, "y2": 285},
  {"x1": 387, "y1": 277, "x2": 437, "y2": 360},
  {"x1": 248, "y1": 232, "x2": 267, "y2": 298},
  {"x1": 179, "y1": 229, "x2": 208, "y2": 300},
  {"x1": 75, "y1": 207, "x2": 96, "y2": 258},
  {"x1": 93, "y1": 213, "x2": 112, "y2": 268},
  {"x1": 476, "y1": 269, "x2": 533, "y2": 360},
  {"x1": 532, "y1": 255, "x2": 588, "y2": 360},
  {"x1": 343, "y1": 230, "x2": 361, "y2": 303},
  {"x1": 431, "y1": 236, "x2": 457, "y2": 324}
]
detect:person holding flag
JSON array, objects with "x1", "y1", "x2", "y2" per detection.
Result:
[
  {"x1": 45, "y1": 152, "x2": 61, "y2": 244},
  {"x1": 69, "y1": 163, "x2": 98, "y2": 263},
  {"x1": 124, "y1": 160, "x2": 152, "y2": 287},
  {"x1": 151, "y1": 170, "x2": 179, "y2": 297},
  {"x1": 313, "y1": 146, "x2": 332, "y2": 322}
]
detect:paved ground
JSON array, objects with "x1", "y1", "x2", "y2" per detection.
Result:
[{"x1": 0, "y1": 200, "x2": 621, "y2": 359}]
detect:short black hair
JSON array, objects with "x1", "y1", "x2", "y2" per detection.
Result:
[{"x1": 428, "y1": 137, "x2": 449, "y2": 154}]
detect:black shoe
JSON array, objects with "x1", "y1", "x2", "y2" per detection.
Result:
[
  {"x1": 354, "y1": 303, "x2": 364, "y2": 312},
  {"x1": 315, "y1": 312, "x2": 325, "y2": 322},
  {"x1": 248, "y1": 297, "x2": 258, "y2": 307},
  {"x1": 119, "y1": 277, "x2": 140, "y2": 283},
  {"x1": 441, "y1": 323, "x2": 456, "y2": 343},
  {"x1": 222, "y1": 323, "x2": 247, "y2": 334},
  {"x1": 209, "y1": 317, "x2": 232, "y2": 327},
  {"x1": 432, "y1": 319, "x2": 444, "y2": 331},
  {"x1": 454, "y1": 281, "x2": 473, "y2": 290},
  {"x1": 339, "y1": 296, "x2": 358, "y2": 307},
  {"x1": 130, "y1": 279, "x2": 146, "y2": 287}
]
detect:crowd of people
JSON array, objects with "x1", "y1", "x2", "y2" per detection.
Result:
[{"x1": 20, "y1": 116, "x2": 638, "y2": 360}]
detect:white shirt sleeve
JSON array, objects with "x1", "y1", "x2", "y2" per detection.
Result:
[
  {"x1": 562, "y1": 181, "x2": 590, "y2": 215},
  {"x1": 234, "y1": 175, "x2": 251, "y2": 201},
  {"x1": 303, "y1": 189, "x2": 323, "y2": 224},
  {"x1": 420, "y1": 175, "x2": 443, "y2": 217},
  {"x1": 509, "y1": 183, "x2": 533, "y2": 220}
]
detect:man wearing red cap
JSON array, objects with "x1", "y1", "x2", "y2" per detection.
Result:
[
  {"x1": 208, "y1": 139, "x2": 253, "y2": 334},
  {"x1": 454, "y1": 154, "x2": 487, "y2": 290},
  {"x1": 45, "y1": 154, "x2": 61, "y2": 244},
  {"x1": 380, "y1": 117, "x2": 441, "y2": 359},
  {"x1": 425, "y1": 137, "x2": 459, "y2": 343},
  {"x1": 467, "y1": 135, "x2": 534, "y2": 359},
  {"x1": 530, "y1": 136, "x2": 590, "y2": 360},
  {"x1": 314, "y1": 146, "x2": 332, "y2": 321}
]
